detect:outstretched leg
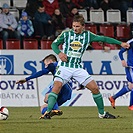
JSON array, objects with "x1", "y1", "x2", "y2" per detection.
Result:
[
  {"x1": 109, "y1": 82, "x2": 133, "y2": 109},
  {"x1": 85, "y1": 80, "x2": 116, "y2": 119},
  {"x1": 40, "y1": 81, "x2": 63, "y2": 119},
  {"x1": 128, "y1": 90, "x2": 133, "y2": 110}
]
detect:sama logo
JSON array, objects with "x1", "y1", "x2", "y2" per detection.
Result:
[{"x1": 0, "y1": 55, "x2": 14, "y2": 74}]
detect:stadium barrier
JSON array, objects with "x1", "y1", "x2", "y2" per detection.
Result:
[
  {"x1": 0, "y1": 50, "x2": 129, "y2": 107},
  {"x1": 0, "y1": 50, "x2": 125, "y2": 75},
  {"x1": 0, "y1": 75, "x2": 129, "y2": 107}
]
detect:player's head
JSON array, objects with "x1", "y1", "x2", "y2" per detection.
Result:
[
  {"x1": 42, "y1": 54, "x2": 57, "y2": 67},
  {"x1": 72, "y1": 14, "x2": 85, "y2": 34}
]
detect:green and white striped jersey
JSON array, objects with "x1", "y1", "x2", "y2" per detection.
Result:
[{"x1": 51, "y1": 29, "x2": 122, "y2": 68}]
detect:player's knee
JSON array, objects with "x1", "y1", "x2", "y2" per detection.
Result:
[
  {"x1": 54, "y1": 81, "x2": 63, "y2": 89},
  {"x1": 86, "y1": 85, "x2": 99, "y2": 94},
  {"x1": 85, "y1": 81, "x2": 100, "y2": 94},
  {"x1": 90, "y1": 87, "x2": 100, "y2": 94}
]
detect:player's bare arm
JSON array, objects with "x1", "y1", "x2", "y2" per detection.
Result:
[
  {"x1": 16, "y1": 79, "x2": 26, "y2": 84},
  {"x1": 121, "y1": 42, "x2": 130, "y2": 49},
  {"x1": 58, "y1": 52, "x2": 67, "y2": 62}
]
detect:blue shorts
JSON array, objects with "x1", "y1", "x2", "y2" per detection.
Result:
[
  {"x1": 125, "y1": 67, "x2": 133, "y2": 83},
  {"x1": 46, "y1": 81, "x2": 72, "y2": 106}
]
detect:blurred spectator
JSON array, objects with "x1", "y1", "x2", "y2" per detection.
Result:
[
  {"x1": 91, "y1": 32, "x2": 117, "y2": 51},
  {"x1": 42, "y1": 0, "x2": 59, "y2": 16},
  {"x1": 88, "y1": 0, "x2": 99, "y2": 9},
  {"x1": 34, "y1": 5, "x2": 54, "y2": 40},
  {"x1": 97, "y1": 41, "x2": 116, "y2": 52},
  {"x1": 25, "y1": 0, "x2": 43, "y2": 19},
  {"x1": 86, "y1": 0, "x2": 99, "y2": 21},
  {"x1": 100, "y1": 0, "x2": 111, "y2": 21},
  {"x1": 74, "y1": 0, "x2": 99, "y2": 10},
  {"x1": 97, "y1": 0, "x2": 103, "y2": 7},
  {"x1": 109, "y1": 0, "x2": 120, "y2": 9},
  {"x1": 110, "y1": 0, "x2": 132, "y2": 21},
  {"x1": 52, "y1": 8, "x2": 66, "y2": 37},
  {"x1": 0, "y1": 3, "x2": 20, "y2": 49},
  {"x1": 72, "y1": 0, "x2": 86, "y2": 9},
  {"x1": 66, "y1": 7, "x2": 79, "y2": 28},
  {"x1": 119, "y1": 0, "x2": 132, "y2": 21},
  {"x1": 17, "y1": 12, "x2": 34, "y2": 37},
  {"x1": 59, "y1": 0, "x2": 76, "y2": 18}
]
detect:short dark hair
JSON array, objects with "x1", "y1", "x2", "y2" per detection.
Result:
[
  {"x1": 73, "y1": 14, "x2": 85, "y2": 26},
  {"x1": 38, "y1": 4, "x2": 44, "y2": 9},
  {"x1": 42, "y1": 54, "x2": 57, "y2": 62}
]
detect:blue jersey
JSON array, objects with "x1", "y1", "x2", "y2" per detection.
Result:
[
  {"x1": 46, "y1": 80, "x2": 72, "y2": 106},
  {"x1": 119, "y1": 38, "x2": 133, "y2": 83},
  {"x1": 119, "y1": 39, "x2": 133, "y2": 67},
  {"x1": 25, "y1": 62, "x2": 72, "y2": 105},
  {"x1": 26, "y1": 62, "x2": 58, "y2": 81}
]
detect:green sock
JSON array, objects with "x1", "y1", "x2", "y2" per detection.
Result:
[
  {"x1": 47, "y1": 92, "x2": 58, "y2": 112},
  {"x1": 93, "y1": 93, "x2": 104, "y2": 115}
]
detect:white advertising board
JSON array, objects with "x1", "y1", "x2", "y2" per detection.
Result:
[
  {"x1": 0, "y1": 75, "x2": 39, "y2": 107},
  {"x1": 0, "y1": 50, "x2": 125, "y2": 75},
  {"x1": 0, "y1": 75, "x2": 129, "y2": 107},
  {"x1": 38, "y1": 75, "x2": 130, "y2": 107}
]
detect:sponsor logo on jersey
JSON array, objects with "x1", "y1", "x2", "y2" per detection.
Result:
[
  {"x1": 70, "y1": 41, "x2": 82, "y2": 50},
  {"x1": 68, "y1": 51, "x2": 81, "y2": 58}
]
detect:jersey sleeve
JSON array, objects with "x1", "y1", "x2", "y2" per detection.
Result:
[
  {"x1": 51, "y1": 31, "x2": 65, "y2": 55},
  {"x1": 129, "y1": 42, "x2": 133, "y2": 48},
  {"x1": 90, "y1": 32, "x2": 122, "y2": 45},
  {"x1": 47, "y1": 63, "x2": 56, "y2": 75},
  {"x1": 127, "y1": 39, "x2": 133, "y2": 49},
  {"x1": 25, "y1": 69, "x2": 49, "y2": 81},
  {"x1": 118, "y1": 48, "x2": 127, "y2": 60}
]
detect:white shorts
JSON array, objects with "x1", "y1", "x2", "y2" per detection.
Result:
[{"x1": 54, "y1": 66, "x2": 93, "y2": 86}]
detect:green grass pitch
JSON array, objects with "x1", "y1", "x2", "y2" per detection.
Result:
[{"x1": 0, "y1": 106, "x2": 133, "y2": 133}]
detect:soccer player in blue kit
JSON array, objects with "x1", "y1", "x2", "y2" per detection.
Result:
[
  {"x1": 109, "y1": 38, "x2": 133, "y2": 110},
  {"x1": 16, "y1": 54, "x2": 73, "y2": 117}
]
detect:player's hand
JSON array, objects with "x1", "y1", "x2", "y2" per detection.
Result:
[
  {"x1": 121, "y1": 60, "x2": 127, "y2": 67},
  {"x1": 58, "y1": 52, "x2": 67, "y2": 62},
  {"x1": 121, "y1": 42, "x2": 130, "y2": 49},
  {"x1": 16, "y1": 79, "x2": 26, "y2": 84}
]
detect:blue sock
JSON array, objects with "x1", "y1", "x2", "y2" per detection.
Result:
[
  {"x1": 41, "y1": 103, "x2": 59, "y2": 114},
  {"x1": 129, "y1": 90, "x2": 133, "y2": 106},
  {"x1": 113, "y1": 86, "x2": 131, "y2": 100},
  {"x1": 41, "y1": 107, "x2": 47, "y2": 114},
  {"x1": 53, "y1": 102, "x2": 60, "y2": 110}
]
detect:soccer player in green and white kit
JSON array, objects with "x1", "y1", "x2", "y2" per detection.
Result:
[{"x1": 40, "y1": 15, "x2": 130, "y2": 119}]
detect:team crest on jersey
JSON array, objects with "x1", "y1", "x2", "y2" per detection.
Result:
[
  {"x1": 79, "y1": 36, "x2": 84, "y2": 39},
  {"x1": 70, "y1": 41, "x2": 82, "y2": 50},
  {"x1": 70, "y1": 36, "x2": 74, "y2": 40}
]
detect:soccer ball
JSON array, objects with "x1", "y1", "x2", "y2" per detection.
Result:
[{"x1": 0, "y1": 107, "x2": 9, "y2": 120}]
